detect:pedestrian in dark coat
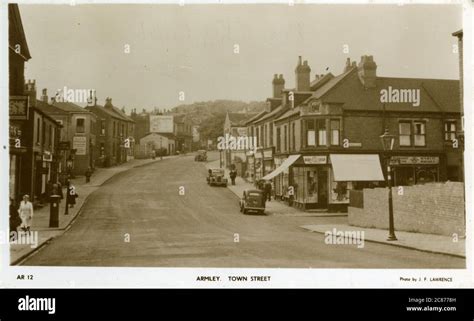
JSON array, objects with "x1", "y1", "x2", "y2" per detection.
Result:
[
  {"x1": 85, "y1": 167, "x2": 92, "y2": 183},
  {"x1": 229, "y1": 169, "x2": 237, "y2": 185},
  {"x1": 264, "y1": 180, "x2": 272, "y2": 201},
  {"x1": 9, "y1": 198, "x2": 20, "y2": 233}
]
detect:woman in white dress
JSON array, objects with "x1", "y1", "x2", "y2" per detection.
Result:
[{"x1": 18, "y1": 194, "x2": 34, "y2": 233}]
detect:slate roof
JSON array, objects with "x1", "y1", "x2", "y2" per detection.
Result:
[
  {"x1": 320, "y1": 69, "x2": 461, "y2": 113},
  {"x1": 53, "y1": 101, "x2": 90, "y2": 113},
  {"x1": 275, "y1": 66, "x2": 460, "y2": 121},
  {"x1": 86, "y1": 104, "x2": 123, "y2": 120},
  {"x1": 35, "y1": 100, "x2": 68, "y2": 116},
  {"x1": 244, "y1": 110, "x2": 268, "y2": 125},
  {"x1": 228, "y1": 112, "x2": 258, "y2": 126}
]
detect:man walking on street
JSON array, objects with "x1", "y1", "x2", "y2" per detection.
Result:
[{"x1": 85, "y1": 167, "x2": 92, "y2": 183}]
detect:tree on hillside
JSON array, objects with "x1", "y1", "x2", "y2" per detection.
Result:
[{"x1": 198, "y1": 113, "x2": 227, "y2": 142}]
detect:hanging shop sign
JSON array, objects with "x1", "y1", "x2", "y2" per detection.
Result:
[{"x1": 9, "y1": 96, "x2": 29, "y2": 120}]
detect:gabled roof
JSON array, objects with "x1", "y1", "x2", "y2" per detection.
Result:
[
  {"x1": 310, "y1": 73, "x2": 334, "y2": 91},
  {"x1": 86, "y1": 104, "x2": 123, "y2": 120},
  {"x1": 31, "y1": 106, "x2": 64, "y2": 125},
  {"x1": 227, "y1": 112, "x2": 258, "y2": 126},
  {"x1": 35, "y1": 100, "x2": 68, "y2": 116},
  {"x1": 255, "y1": 104, "x2": 286, "y2": 124},
  {"x1": 319, "y1": 70, "x2": 460, "y2": 113},
  {"x1": 274, "y1": 107, "x2": 300, "y2": 122},
  {"x1": 53, "y1": 101, "x2": 91, "y2": 113},
  {"x1": 244, "y1": 110, "x2": 268, "y2": 125},
  {"x1": 111, "y1": 106, "x2": 134, "y2": 122},
  {"x1": 9, "y1": 4, "x2": 31, "y2": 61}
]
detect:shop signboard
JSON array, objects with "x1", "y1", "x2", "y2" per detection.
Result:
[
  {"x1": 263, "y1": 149, "x2": 273, "y2": 160},
  {"x1": 58, "y1": 141, "x2": 70, "y2": 150},
  {"x1": 303, "y1": 156, "x2": 327, "y2": 164},
  {"x1": 390, "y1": 156, "x2": 439, "y2": 165}
]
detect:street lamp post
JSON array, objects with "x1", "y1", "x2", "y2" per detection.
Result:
[{"x1": 380, "y1": 128, "x2": 398, "y2": 241}]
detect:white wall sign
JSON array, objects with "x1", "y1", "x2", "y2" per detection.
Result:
[
  {"x1": 73, "y1": 136, "x2": 87, "y2": 155},
  {"x1": 150, "y1": 115, "x2": 174, "y2": 133}
]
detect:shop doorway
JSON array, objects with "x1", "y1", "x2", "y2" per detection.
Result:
[{"x1": 317, "y1": 170, "x2": 328, "y2": 208}]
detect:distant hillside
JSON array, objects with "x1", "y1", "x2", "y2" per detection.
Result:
[
  {"x1": 170, "y1": 100, "x2": 265, "y2": 124},
  {"x1": 170, "y1": 100, "x2": 265, "y2": 142}
]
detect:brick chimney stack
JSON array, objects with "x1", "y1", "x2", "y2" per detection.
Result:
[
  {"x1": 41, "y1": 88, "x2": 48, "y2": 103},
  {"x1": 357, "y1": 55, "x2": 377, "y2": 88},
  {"x1": 24, "y1": 79, "x2": 37, "y2": 107},
  {"x1": 295, "y1": 56, "x2": 311, "y2": 92},
  {"x1": 272, "y1": 74, "x2": 285, "y2": 98},
  {"x1": 104, "y1": 97, "x2": 113, "y2": 109}
]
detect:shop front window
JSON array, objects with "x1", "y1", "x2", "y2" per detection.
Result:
[
  {"x1": 415, "y1": 166, "x2": 438, "y2": 184},
  {"x1": 394, "y1": 167, "x2": 415, "y2": 186}
]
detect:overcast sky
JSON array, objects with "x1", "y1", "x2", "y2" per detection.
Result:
[{"x1": 19, "y1": 4, "x2": 462, "y2": 112}]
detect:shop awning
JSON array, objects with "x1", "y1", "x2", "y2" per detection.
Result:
[
  {"x1": 262, "y1": 154, "x2": 301, "y2": 180},
  {"x1": 330, "y1": 154, "x2": 385, "y2": 181}
]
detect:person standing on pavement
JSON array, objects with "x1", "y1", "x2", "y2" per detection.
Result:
[
  {"x1": 229, "y1": 169, "x2": 237, "y2": 185},
  {"x1": 57, "y1": 181, "x2": 63, "y2": 201},
  {"x1": 264, "y1": 180, "x2": 272, "y2": 202},
  {"x1": 66, "y1": 180, "x2": 78, "y2": 208},
  {"x1": 18, "y1": 194, "x2": 33, "y2": 233},
  {"x1": 9, "y1": 198, "x2": 20, "y2": 234},
  {"x1": 85, "y1": 167, "x2": 92, "y2": 183}
]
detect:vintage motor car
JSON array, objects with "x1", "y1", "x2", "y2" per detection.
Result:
[
  {"x1": 207, "y1": 168, "x2": 228, "y2": 187},
  {"x1": 195, "y1": 150, "x2": 207, "y2": 161},
  {"x1": 239, "y1": 189, "x2": 265, "y2": 215}
]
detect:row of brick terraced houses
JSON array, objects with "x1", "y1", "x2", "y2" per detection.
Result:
[
  {"x1": 224, "y1": 52, "x2": 463, "y2": 212},
  {"x1": 8, "y1": 4, "x2": 137, "y2": 207}
]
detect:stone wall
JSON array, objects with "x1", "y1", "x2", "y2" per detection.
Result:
[{"x1": 348, "y1": 182, "x2": 465, "y2": 236}]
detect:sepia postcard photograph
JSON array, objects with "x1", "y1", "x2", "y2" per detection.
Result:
[{"x1": 1, "y1": 0, "x2": 472, "y2": 288}]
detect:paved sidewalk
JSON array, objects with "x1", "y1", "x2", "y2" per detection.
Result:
[
  {"x1": 10, "y1": 156, "x2": 175, "y2": 265},
  {"x1": 301, "y1": 224, "x2": 465, "y2": 258},
  {"x1": 205, "y1": 160, "x2": 346, "y2": 217}
]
